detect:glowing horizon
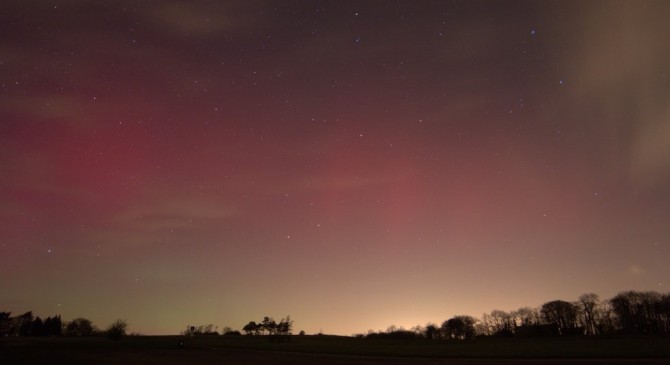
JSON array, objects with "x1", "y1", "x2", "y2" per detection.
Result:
[{"x1": 1, "y1": 1, "x2": 669, "y2": 336}]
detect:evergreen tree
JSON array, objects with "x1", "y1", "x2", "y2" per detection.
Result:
[{"x1": 30, "y1": 317, "x2": 46, "y2": 336}]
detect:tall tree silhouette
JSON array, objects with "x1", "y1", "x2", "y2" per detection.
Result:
[
  {"x1": 0, "y1": 312, "x2": 10, "y2": 336},
  {"x1": 44, "y1": 315, "x2": 63, "y2": 336},
  {"x1": 578, "y1": 293, "x2": 601, "y2": 335},
  {"x1": 276, "y1": 316, "x2": 293, "y2": 335},
  {"x1": 541, "y1": 300, "x2": 579, "y2": 335},
  {"x1": 16, "y1": 311, "x2": 34, "y2": 336},
  {"x1": 30, "y1": 316, "x2": 45, "y2": 336},
  {"x1": 442, "y1": 315, "x2": 477, "y2": 340}
]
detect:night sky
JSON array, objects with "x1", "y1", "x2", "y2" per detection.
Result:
[{"x1": 2, "y1": 1, "x2": 669, "y2": 336}]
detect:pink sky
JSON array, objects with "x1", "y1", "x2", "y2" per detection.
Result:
[{"x1": 1, "y1": 1, "x2": 669, "y2": 335}]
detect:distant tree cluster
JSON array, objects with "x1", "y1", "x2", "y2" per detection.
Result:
[
  {"x1": 610, "y1": 291, "x2": 670, "y2": 335},
  {"x1": 0, "y1": 311, "x2": 126, "y2": 340},
  {"x1": 361, "y1": 290, "x2": 670, "y2": 340},
  {"x1": 6, "y1": 289, "x2": 668, "y2": 340},
  {"x1": 242, "y1": 316, "x2": 293, "y2": 336},
  {"x1": 0, "y1": 311, "x2": 62, "y2": 337},
  {"x1": 364, "y1": 325, "x2": 424, "y2": 340},
  {"x1": 182, "y1": 316, "x2": 293, "y2": 337},
  {"x1": 181, "y1": 324, "x2": 243, "y2": 336},
  {"x1": 182, "y1": 324, "x2": 220, "y2": 336},
  {"x1": 363, "y1": 316, "x2": 478, "y2": 341},
  {"x1": 476, "y1": 291, "x2": 670, "y2": 337}
]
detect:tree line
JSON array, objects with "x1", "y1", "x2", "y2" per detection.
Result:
[
  {"x1": 182, "y1": 315, "x2": 294, "y2": 337},
  {"x1": 242, "y1": 316, "x2": 293, "y2": 336},
  {"x1": 0, "y1": 312, "x2": 62, "y2": 337},
  {"x1": 4, "y1": 290, "x2": 668, "y2": 339},
  {"x1": 362, "y1": 290, "x2": 670, "y2": 340},
  {"x1": 0, "y1": 311, "x2": 127, "y2": 340}
]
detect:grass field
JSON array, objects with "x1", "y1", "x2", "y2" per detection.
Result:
[
  {"x1": 2, "y1": 335, "x2": 670, "y2": 365},
  {"x1": 180, "y1": 334, "x2": 670, "y2": 358}
]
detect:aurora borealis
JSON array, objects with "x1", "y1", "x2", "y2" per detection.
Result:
[{"x1": 1, "y1": 1, "x2": 669, "y2": 335}]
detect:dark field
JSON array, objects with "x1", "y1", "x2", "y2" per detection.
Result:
[{"x1": 2, "y1": 335, "x2": 670, "y2": 365}]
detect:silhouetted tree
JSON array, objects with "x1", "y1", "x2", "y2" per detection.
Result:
[
  {"x1": 204, "y1": 324, "x2": 214, "y2": 334},
  {"x1": 424, "y1": 323, "x2": 440, "y2": 340},
  {"x1": 276, "y1": 316, "x2": 293, "y2": 335},
  {"x1": 578, "y1": 293, "x2": 601, "y2": 335},
  {"x1": 409, "y1": 325, "x2": 424, "y2": 337},
  {"x1": 366, "y1": 326, "x2": 421, "y2": 340},
  {"x1": 488, "y1": 310, "x2": 515, "y2": 336},
  {"x1": 261, "y1": 316, "x2": 277, "y2": 335},
  {"x1": 243, "y1": 321, "x2": 260, "y2": 335},
  {"x1": 659, "y1": 294, "x2": 670, "y2": 334},
  {"x1": 65, "y1": 318, "x2": 95, "y2": 336},
  {"x1": 241, "y1": 316, "x2": 292, "y2": 336},
  {"x1": 43, "y1": 316, "x2": 62, "y2": 336},
  {"x1": 610, "y1": 290, "x2": 664, "y2": 334},
  {"x1": 513, "y1": 307, "x2": 540, "y2": 327},
  {"x1": 541, "y1": 300, "x2": 579, "y2": 335},
  {"x1": 442, "y1": 315, "x2": 477, "y2": 340},
  {"x1": 597, "y1": 299, "x2": 616, "y2": 334},
  {"x1": 12, "y1": 311, "x2": 34, "y2": 336},
  {"x1": 30, "y1": 317, "x2": 45, "y2": 336},
  {"x1": 0, "y1": 312, "x2": 11, "y2": 336},
  {"x1": 106, "y1": 319, "x2": 127, "y2": 340},
  {"x1": 183, "y1": 323, "x2": 218, "y2": 335}
]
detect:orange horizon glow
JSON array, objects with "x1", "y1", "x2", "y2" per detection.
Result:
[{"x1": 1, "y1": 1, "x2": 669, "y2": 336}]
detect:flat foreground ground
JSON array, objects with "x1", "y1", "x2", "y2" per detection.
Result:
[
  {"x1": 4, "y1": 346, "x2": 670, "y2": 365},
  {"x1": 3, "y1": 336, "x2": 669, "y2": 365}
]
